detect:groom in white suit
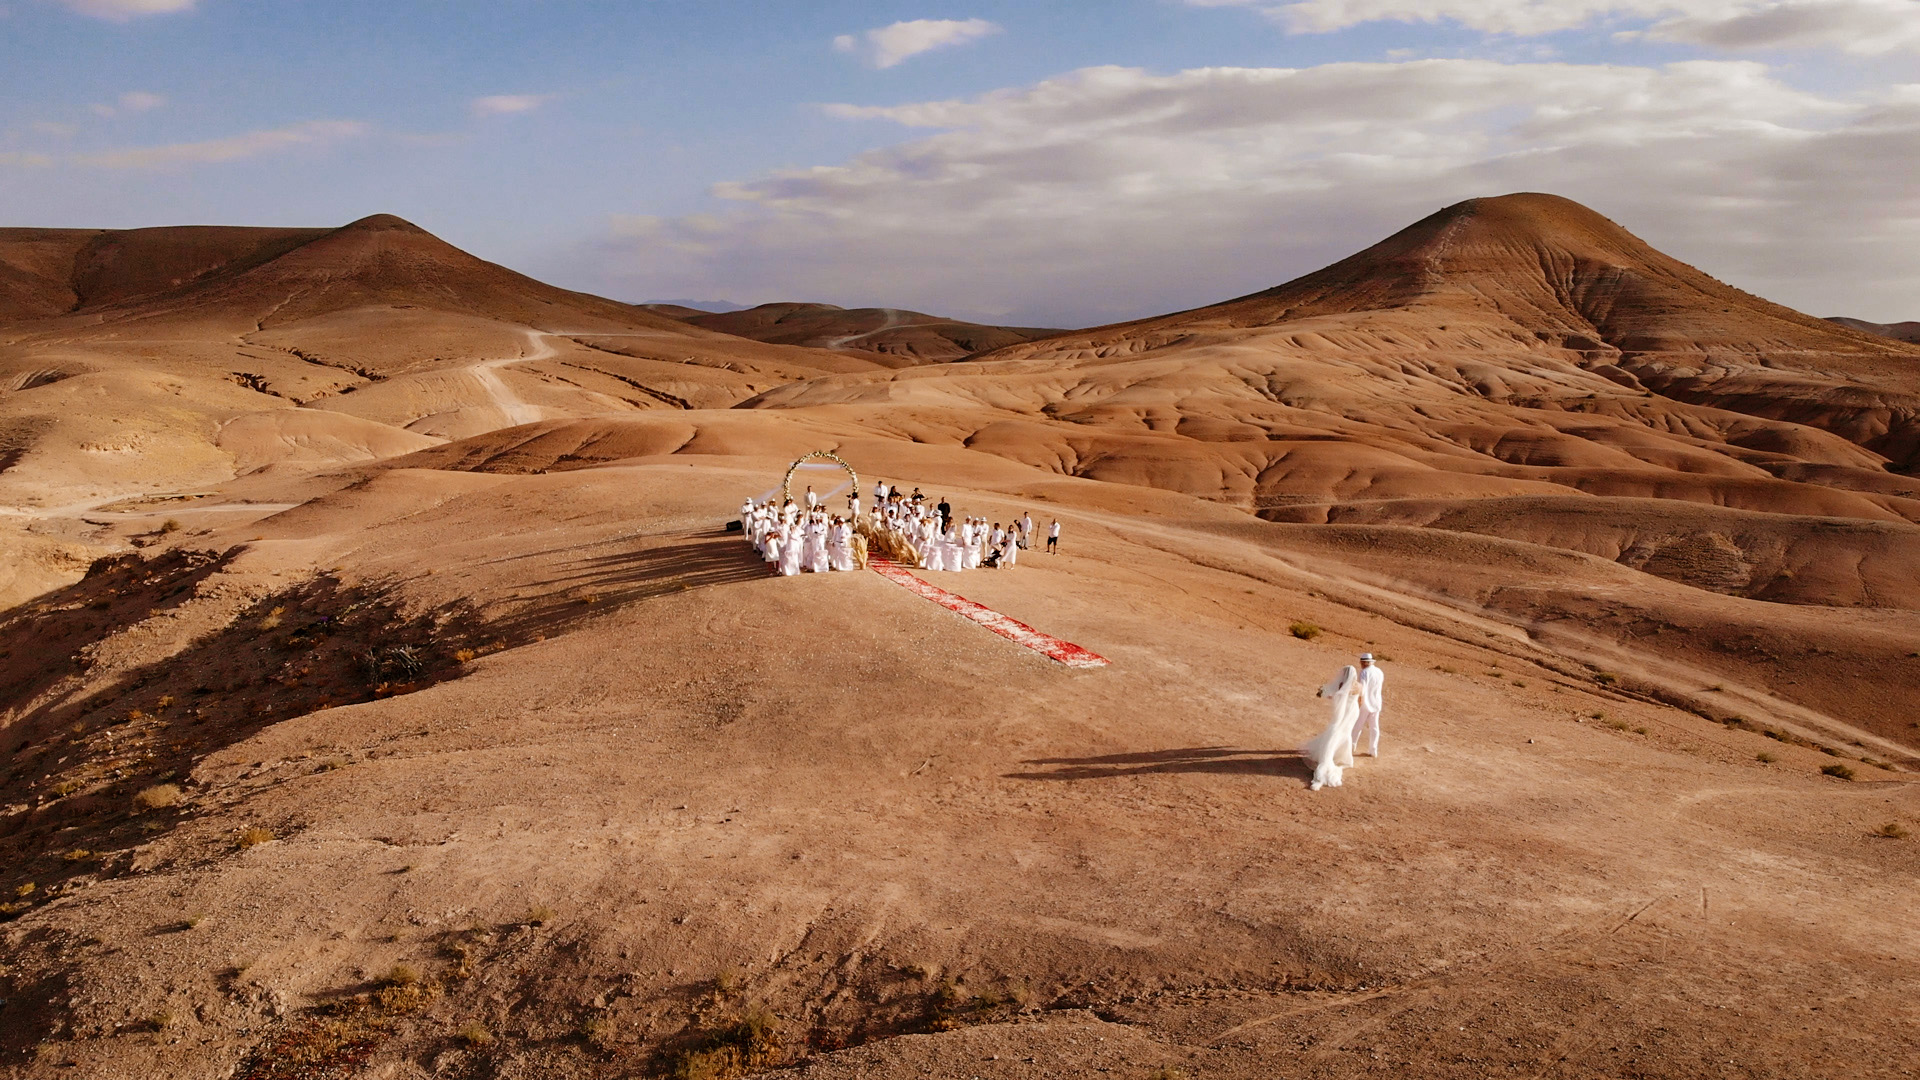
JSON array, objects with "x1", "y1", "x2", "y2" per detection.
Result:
[{"x1": 1352, "y1": 653, "x2": 1385, "y2": 757}]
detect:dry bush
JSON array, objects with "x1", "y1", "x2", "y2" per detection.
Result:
[
  {"x1": 583, "y1": 1016, "x2": 618, "y2": 1051},
  {"x1": 160, "y1": 519, "x2": 182, "y2": 533},
  {"x1": 1821, "y1": 764, "x2": 1856, "y2": 781},
  {"x1": 454, "y1": 648, "x2": 477, "y2": 663},
  {"x1": 524, "y1": 904, "x2": 556, "y2": 926},
  {"x1": 1594, "y1": 671, "x2": 1619, "y2": 686},
  {"x1": 1755, "y1": 752, "x2": 1777, "y2": 763},
  {"x1": 458, "y1": 1021, "x2": 493, "y2": 1047},
  {"x1": 237, "y1": 826, "x2": 274, "y2": 848},
  {"x1": 385, "y1": 964, "x2": 420, "y2": 988},
  {"x1": 1871, "y1": 822, "x2": 1910, "y2": 840},
  {"x1": 1288, "y1": 621, "x2": 1321, "y2": 640},
  {"x1": 134, "y1": 783, "x2": 182, "y2": 810},
  {"x1": 668, "y1": 1004, "x2": 781, "y2": 1080},
  {"x1": 51, "y1": 779, "x2": 83, "y2": 797},
  {"x1": 62, "y1": 848, "x2": 93, "y2": 862},
  {"x1": 1604, "y1": 719, "x2": 1631, "y2": 732}
]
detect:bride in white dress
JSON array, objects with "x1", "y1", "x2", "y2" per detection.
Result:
[{"x1": 1301, "y1": 665, "x2": 1361, "y2": 790}]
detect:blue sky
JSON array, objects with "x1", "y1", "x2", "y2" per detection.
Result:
[{"x1": 3, "y1": 0, "x2": 1917, "y2": 326}]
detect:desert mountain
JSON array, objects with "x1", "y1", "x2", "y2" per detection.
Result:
[
  {"x1": 0, "y1": 216, "x2": 888, "y2": 604},
  {"x1": 1, "y1": 194, "x2": 1917, "y2": 1080},
  {"x1": 660, "y1": 301, "x2": 1064, "y2": 364},
  {"x1": 1827, "y1": 315, "x2": 1920, "y2": 344}
]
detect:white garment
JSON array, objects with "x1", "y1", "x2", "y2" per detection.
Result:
[
  {"x1": 1352, "y1": 664, "x2": 1384, "y2": 757},
  {"x1": 830, "y1": 523, "x2": 857, "y2": 572},
  {"x1": 778, "y1": 529, "x2": 802, "y2": 576},
  {"x1": 808, "y1": 522, "x2": 830, "y2": 573},
  {"x1": 1302, "y1": 666, "x2": 1361, "y2": 790}
]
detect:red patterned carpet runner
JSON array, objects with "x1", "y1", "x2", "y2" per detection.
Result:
[{"x1": 867, "y1": 558, "x2": 1110, "y2": 669}]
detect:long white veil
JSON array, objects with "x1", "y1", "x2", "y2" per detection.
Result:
[{"x1": 1302, "y1": 665, "x2": 1360, "y2": 777}]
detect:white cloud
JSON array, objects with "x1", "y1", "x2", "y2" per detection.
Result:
[
  {"x1": 589, "y1": 60, "x2": 1920, "y2": 327},
  {"x1": 31, "y1": 121, "x2": 78, "y2": 137},
  {"x1": 1187, "y1": 0, "x2": 1920, "y2": 52},
  {"x1": 76, "y1": 119, "x2": 369, "y2": 168},
  {"x1": 58, "y1": 0, "x2": 194, "y2": 19},
  {"x1": 1638, "y1": 0, "x2": 1920, "y2": 54},
  {"x1": 833, "y1": 18, "x2": 1003, "y2": 69},
  {"x1": 471, "y1": 93, "x2": 559, "y2": 118},
  {"x1": 86, "y1": 91, "x2": 165, "y2": 117}
]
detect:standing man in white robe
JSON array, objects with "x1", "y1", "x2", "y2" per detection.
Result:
[{"x1": 1351, "y1": 653, "x2": 1385, "y2": 758}]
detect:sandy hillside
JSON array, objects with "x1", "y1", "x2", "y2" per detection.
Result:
[
  {"x1": 1827, "y1": 317, "x2": 1920, "y2": 344},
  {"x1": 656, "y1": 303, "x2": 1064, "y2": 365},
  {"x1": 0, "y1": 218, "x2": 884, "y2": 607},
  {"x1": 0, "y1": 195, "x2": 1916, "y2": 1080}
]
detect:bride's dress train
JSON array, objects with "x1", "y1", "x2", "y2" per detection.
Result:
[{"x1": 1302, "y1": 665, "x2": 1360, "y2": 790}]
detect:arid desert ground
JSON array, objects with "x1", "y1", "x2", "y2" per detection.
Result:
[{"x1": 0, "y1": 194, "x2": 1916, "y2": 1079}]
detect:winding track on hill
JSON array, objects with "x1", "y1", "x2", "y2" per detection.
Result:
[{"x1": 468, "y1": 328, "x2": 553, "y2": 427}]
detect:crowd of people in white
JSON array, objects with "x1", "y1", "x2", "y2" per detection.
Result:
[
  {"x1": 741, "y1": 480, "x2": 1058, "y2": 576},
  {"x1": 743, "y1": 468, "x2": 1383, "y2": 792}
]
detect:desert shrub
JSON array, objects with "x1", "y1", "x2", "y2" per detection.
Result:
[
  {"x1": 1821, "y1": 764, "x2": 1855, "y2": 781},
  {"x1": 386, "y1": 963, "x2": 420, "y2": 988},
  {"x1": 583, "y1": 1016, "x2": 618, "y2": 1050},
  {"x1": 458, "y1": 1021, "x2": 493, "y2": 1047},
  {"x1": 62, "y1": 848, "x2": 93, "y2": 862},
  {"x1": 1288, "y1": 621, "x2": 1321, "y2": 640},
  {"x1": 134, "y1": 783, "x2": 182, "y2": 810},
  {"x1": 1604, "y1": 719, "x2": 1630, "y2": 732},
  {"x1": 669, "y1": 1005, "x2": 781, "y2": 1080},
  {"x1": 1593, "y1": 671, "x2": 1619, "y2": 686},
  {"x1": 1632, "y1": 726, "x2": 1649, "y2": 735},
  {"x1": 525, "y1": 904, "x2": 556, "y2": 926},
  {"x1": 1755, "y1": 752, "x2": 1777, "y2": 763},
  {"x1": 713, "y1": 968, "x2": 740, "y2": 997},
  {"x1": 1871, "y1": 822, "x2": 1910, "y2": 839},
  {"x1": 51, "y1": 779, "x2": 83, "y2": 797},
  {"x1": 236, "y1": 826, "x2": 274, "y2": 848},
  {"x1": 454, "y1": 648, "x2": 476, "y2": 663},
  {"x1": 160, "y1": 519, "x2": 182, "y2": 533}
]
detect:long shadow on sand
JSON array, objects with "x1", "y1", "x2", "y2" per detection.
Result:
[
  {"x1": 478, "y1": 530, "x2": 771, "y2": 644},
  {"x1": 1006, "y1": 745, "x2": 1312, "y2": 782}
]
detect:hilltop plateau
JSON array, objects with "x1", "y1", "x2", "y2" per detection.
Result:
[{"x1": 0, "y1": 195, "x2": 1914, "y2": 1080}]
